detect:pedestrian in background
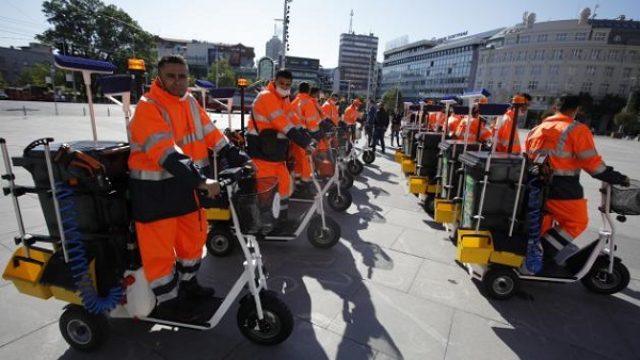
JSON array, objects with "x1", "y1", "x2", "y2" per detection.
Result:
[
  {"x1": 390, "y1": 111, "x2": 402, "y2": 148},
  {"x1": 365, "y1": 99, "x2": 377, "y2": 147},
  {"x1": 372, "y1": 102, "x2": 389, "y2": 152}
]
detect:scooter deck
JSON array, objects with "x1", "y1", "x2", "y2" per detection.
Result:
[{"x1": 146, "y1": 297, "x2": 223, "y2": 328}]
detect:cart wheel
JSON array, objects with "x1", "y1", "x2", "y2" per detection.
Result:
[
  {"x1": 423, "y1": 194, "x2": 435, "y2": 216},
  {"x1": 362, "y1": 150, "x2": 375, "y2": 164},
  {"x1": 347, "y1": 159, "x2": 364, "y2": 176},
  {"x1": 483, "y1": 267, "x2": 519, "y2": 300},
  {"x1": 59, "y1": 305, "x2": 109, "y2": 352},
  {"x1": 327, "y1": 188, "x2": 352, "y2": 212},
  {"x1": 237, "y1": 290, "x2": 294, "y2": 345},
  {"x1": 581, "y1": 257, "x2": 630, "y2": 295},
  {"x1": 339, "y1": 171, "x2": 354, "y2": 189},
  {"x1": 307, "y1": 215, "x2": 341, "y2": 248},
  {"x1": 206, "y1": 226, "x2": 235, "y2": 257}
]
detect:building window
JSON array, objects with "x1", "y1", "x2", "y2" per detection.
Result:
[
  {"x1": 619, "y1": 84, "x2": 628, "y2": 95},
  {"x1": 497, "y1": 81, "x2": 503, "y2": 89},
  {"x1": 552, "y1": 49, "x2": 564, "y2": 60},
  {"x1": 575, "y1": 32, "x2": 587, "y2": 41},
  {"x1": 512, "y1": 81, "x2": 521, "y2": 91},
  {"x1": 593, "y1": 32, "x2": 607, "y2": 41},
  {"x1": 623, "y1": 68, "x2": 632, "y2": 77},
  {"x1": 547, "y1": 82, "x2": 558, "y2": 92},
  {"x1": 531, "y1": 65, "x2": 542, "y2": 75},
  {"x1": 500, "y1": 67, "x2": 509, "y2": 76},
  {"x1": 476, "y1": 81, "x2": 483, "y2": 88},
  {"x1": 506, "y1": 37, "x2": 516, "y2": 45},
  {"x1": 517, "y1": 51, "x2": 525, "y2": 61},
  {"x1": 586, "y1": 66, "x2": 597, "y2": 76},
  {"x1": 599, "y1": 83, "x2": 610, "y2": 95},
  {"x1": 605, "y1": 66, "x2": 614, "y2": 77},
  {"x1": 548, "y1": 64, "x2": 560, "y2": 76},
  {"x1": 556, "y1": 33, "x2": 567, "y2": 41},
  {"x1": 568, "y1": 66, "x2": 578, "y2": 76},
  {"x1": 477, "y1": 68, "x2": 483, "y2": 76},
  {"x1": 520, "y1": 35, "x2": 530, "y2": 44},
  {"x1": 572, "y1": 49, "x2": 583, "y2": 59},
  {"x1": 534, "y1": 50, "x2": 545, "y2": 60},
  {"x1": 487, "y1": 81, "x2": 494, "y2": 89},
  {"x1": 608, "y1": 49, "x2": 620, "y2": 61},
  {"x1": 515, "y1": 66, "x2": 525, "y2": 75},
  {"x1": 537, "y1": 34, "x2": 548, "y2": 42},
  {"x1": 581, "y1": 82, "x2": 592, "y2": 93},
  {"x1": 528, "y1": 81, "x2": 539, "y2": 90},
  {"x1": 590, "y1": 49, "x2": 601, "y2": 60}
]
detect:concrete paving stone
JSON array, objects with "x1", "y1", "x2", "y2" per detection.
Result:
[
  {"x1": 226, "y1": 320, "x2": 375, "y2": 360},
  {"x1": 391, "y1": 228, "x2": 456, "y2": 264},
  {"x1": 384, "y1": 208, "x2": 439, "y2": 231},
  {"x1": 445, "y1": 310, "x2": 613, "y2": 360},
  {"x1": 339, "y1": 212, "x2": 405, "y2": 250},
  {"x1": 327, "y1": 281, "x2": 454, "y2": 360},
  {"x1": 0, "y1": 243, "x2": 13, "y2": 288}
]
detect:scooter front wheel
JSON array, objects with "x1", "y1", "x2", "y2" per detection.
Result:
[
  {"x1": 581, "y1": 257, "x2": 630, "y2": 295},
  {"x1": 483, "y1": 267, "x2": 519, "y2": 300},
  {"x1": 206, "y1": 226, "x2": 235, "y2": 257},
  {"x1": 362, "y1": 149, "x2": 375, "y2": 164},
  {"x1": 307, "y1": 215, "x2": 341, "y2": 248},
  {"x1": 327, "y1": 188, "x2": 352, "y2": 212},
  {"x1": 347, "y1": 159, "x2": 364, "y2": 176},
  {"x1": 59, "y1": 305, "x2": 110, "y2": 352},
  {"x1": 237, "y1": 290, "x2": 294, "y2": 345}
]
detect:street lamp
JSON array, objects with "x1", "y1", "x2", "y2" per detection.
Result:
[{"x1": 281, "y1": 0, "x2": 293, "y2": 69}]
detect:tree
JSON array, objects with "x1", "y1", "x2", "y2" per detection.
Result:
[
  {"x1": 592, "y1": 94, "x2": 627, "y2": 134},
  {"x1": 36, "y1": 0, "x2": 156, "y2": 73},
  {"x1": 613, "y1": 90, "x2": 640, "y2": 136},
  {"x1": 381, "y1": 87, "x2": 403, "y2": 116},
  {"x1": 17, "y1": 62, "x2": 65, "y2": 87},
  {"x1": 207, "y1": 59, "x2": 236, "y2": 87},
  {"x1": 0, "y1": 72, "x2": 5, "y2": 88}
]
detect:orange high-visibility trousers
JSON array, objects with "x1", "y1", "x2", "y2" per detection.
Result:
[
  {"x1": 541, "y1": 198, "x2": 589, "y2": 239},
  {"x1": 135, "y1": 208, "x2": 207, "y2": 300},
  {"x1": 291, "y1": 143, "x2": 312, "y2": 181}
]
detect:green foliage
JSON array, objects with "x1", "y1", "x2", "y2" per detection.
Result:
[
  {"x1": 614, "y1": 112, "x2": 640, "y2": 136},
  {"x1": 207, "y1": 59, "x2": 236, "y2": 87},
  {"x1": 17, "y1": 62, "x2": 65, "y2": 87},
  {"x1": 0, "y1": 72, "x2": 5, "y2": 88},
  {"x1": 623, "y1": 90, "x2": 640, "y2": 114},
  {"x1": 37, "y1": 0, "x2": 156, "y2": 73},
  {"x1": 381, "y1": 87, "x2": 403, "y2": 116}
]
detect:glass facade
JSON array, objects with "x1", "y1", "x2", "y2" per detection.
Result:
[{"x1": 338, "y1": 33, "x2": 378, "y2": 96}]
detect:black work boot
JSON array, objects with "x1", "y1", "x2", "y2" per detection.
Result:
[
  {"x1": 181, "y1": 278, "x2": 216, "y2": 299},
  {"x1": 151, "y1": 297, "x2": 202, "y2": 322}
]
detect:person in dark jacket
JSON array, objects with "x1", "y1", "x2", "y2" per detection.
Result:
[
  {"x1": 372, "y1": 103, "x2": 389, "y2": 152},
  {"x1": 390, "y1": 111, "x2": 402, "y2": 148},
  {"x1": 365, "y1": 99, "x2": 377, "y2": 147}
]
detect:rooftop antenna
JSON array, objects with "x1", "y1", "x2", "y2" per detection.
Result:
[{"x1": 349, "y1": 9, "x2": 354, "y2": 34}]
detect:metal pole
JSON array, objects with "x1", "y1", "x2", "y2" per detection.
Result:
[
  {"x1": 240, "y1": 86, "x2": 245, "y2": 134},
  {"x1": 0, "y1": 139, "x2": 27, "y2": 256},
  {"x1": 366, "y1": 50, "x2": 372, "y2": 106},
  {"x1": 281, "y1": 0, "x2": 288, "y2": 69},
  {"x1": 42, "y1": 139, "x2": 69, "y2": 263}
]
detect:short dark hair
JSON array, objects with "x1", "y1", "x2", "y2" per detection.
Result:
[
  {"x1": 556, "y1": 95, "x2": 581, "y2": 112},
  {"x1": 330, "y1": 93, "x2": 339, "y2": 99},
  {"x1": 275, "y1": 69, "x2": 293, "y2": 80},
  {"x1": 298, "y1": 81, "x2": 310, "y2": 93},
  {"x1": 309, "y1": 86, "x2": 320, "y2": 96},
  {"x1": 158, "y1": 55, "x2": 187, "y2": 70}
]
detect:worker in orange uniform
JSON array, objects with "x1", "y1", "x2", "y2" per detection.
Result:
[
  {"x1": 525, "y1": 95, "x2": 629, "y2": 266},
  {"x1": 290, "y1": 82, "x2": 319, "y2": 197},
  {"x1": 454, "y1": 101, "x2": 492, "y2": 142},
  {"x1": 246, "y1": 70, "x2": 315, "y2": 223},
  {"x1": 342, "y1": 98, "x2": 362, "y2": 142},
  {"x1": 446, "y1": 111, "x2": 464, "y2": 137},
  {"x1": 493, "y1": 93, "x2": 531, "y2": 153},
  {"x1": 322, "y1": 93, "x2": 340, "y2": 126},
  {"x1": 128, "y1": 55, "x2": 252, "y2": 321}
]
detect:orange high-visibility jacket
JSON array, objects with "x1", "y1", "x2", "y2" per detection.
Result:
[
  {"x1": 321, "y1": 100, "x2": 339, "y2": 126},
  {"x1": 526, "y1": 113, "x2": 606, "y2": 200},
  {"x1": 494, "y1": 108, "x2": 522, "y2": 153},
  {"x1": 454, "y1": 116, "x2": 491, "y2": 142},
  {"x1": 292, "y1": 93, "x2": 321, "y2": 133},
  {"x1": 427, "y1": 112, "x2": 445, "y2": 131},
  {"x1": 343, "y1": 104, "x2": 360, "y2": 125},
  {"x1": 128, "y1": 80, "x2": 227, "y2": 222},
  {"x1": 446, "y1": 114, "x2": 463, "y2": 134}
]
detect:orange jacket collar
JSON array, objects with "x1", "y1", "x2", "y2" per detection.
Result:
[
  {"x1": 149, "y1": 79, "x2": 190, "y2": 104},
  {"x1": 543, "y1": 113, "x2": 573, "y2": 123}
]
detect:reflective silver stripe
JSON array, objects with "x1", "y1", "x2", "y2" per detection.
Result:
[
  {"x1": 150, "y1": 270, "x2": 179, "y2": 303},
  {"x1": 176, "y1": 258, "x2": 199, "y2": 281},
  {"x1": 588, "y1": 163, "x2": 607, "y2": 176},
  {"x1": 576, "y1": 149, "x2": 598, "y2": 159},
  {"x1": 555, "y1": 228, "x2": 574, "y2": 245},
  {"x1": 554, "y1": 243, "x2": 580, "y2": 266},
  {"x1": 552, "y1": 169, "x2": 581, "y2": 176},
  {"x1": 553, "y1": 150, "x2": 573, "y2": 158},
  {"x1": 253, "y1": 113, "x2": 269, "y2": 122},
  {"x1": 277, "y1": 132, "x2": 289, "y2": 139},
  {"x1": 212, "y1": 137, "x2": 227, "y2": 152},
  {"x1": 143, "y1": 131, "x2": 173, "y2": 153},
  {"x1": 129, "y1": 143, "x2": 142, "y2": 152},
  {"x1": 140, "y1": 96, "x2": 173, "y2": 129},
  {"x1": 556, "y1": 121, "x2": 579, "y2": 155},
  {"x1": 159, "y1": 146, "x2": 180, "y2": 166},
  {"x1": 307, "y1": 114, "x2": 320, "y2": 122},
  {"x1": 178, "y1": 133, "x2": 199, "y2": 146},
  {"x1": 543, "y1": 233, "x2": 564, "y2": 250},
  {"x1": 188, "y1": 96, "x2": 205, "y2": 140},
  {"x1": 267, "y1": 109, "x2": 284, "y2": 121},
  {"x1": 282, "y1": 124, "x2": 293, "y2": 134},
  {"x1": 130, "y1": 168, "x2": 174, "y2": 180},
  {"x1": 203, "y1": 122, "x2": 217, "y2": 136},
  {"x1": 527, "y1": 149, "x2": 550, "y2": 157},
  {"x1": 247, "y1": 129, "x2": 259, "y2": 135}
]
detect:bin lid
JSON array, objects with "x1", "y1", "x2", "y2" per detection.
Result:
[
  {"x1": 22, "y1": 140, "x2": 129, "y2": 157},
  {"x1": 459, "y1": 151, "x2": 524, "y2": 168},
  {"x1": 438, "y1": 139, "x2": 472, "y2": 151}
]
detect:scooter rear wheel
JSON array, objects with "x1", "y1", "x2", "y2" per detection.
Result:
[
  {"x1": 581, "y1": 257, "x2": 630, "y2": 295},
  {"x1": 206, "y1": 226, "x2": 235, "y2": 257},
  {"x1": 237, "y1": 290, "x2": 294, "y2": 345},
  {"x1": 339, "y1": 171, "x2": 354, "y2": 189},
  {"x1": 327, "y1": 188, "x2": 352, "y2": 212},
  {"x1": 362, "y1": 149, "x2": 375, "y2": 164},
  {"x1": 347, "y1": 159, "x2": 364, "y2": 176},
  {"x1": 59, "y1": 305, "x2": 110, "y2": 352},
  {"x1": 307, "y1": 215, "x2": 341, "y2": 248},
  {"x1": 483, "y1": 267, "x2": 519, "y2": 300}
]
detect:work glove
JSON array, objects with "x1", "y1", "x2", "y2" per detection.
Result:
[
  {"x1": 198, "y1": 178, "x2": 221, "y2": 199},
  {"x1": 306, "y1": 140, "x2": 318, "y2": 155}
]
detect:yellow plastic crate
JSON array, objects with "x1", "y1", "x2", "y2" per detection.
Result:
[
  {"x1": 205, "y1": 208, "x2": 231, "y2": 221},
  {"x1": 434, "y1": 199, "x2": 459, "y2": 224},
  {"x1": 408, "y1": 176, "x2": 427, "y2": 194},
  {"x1": 50, "y1": 286, "x2": 83, "y2": 305},
  {"x1": 426, "y1": 183, "x2": 440, "y2": 194},
  {"x1": 2, "y1": 247, "x2": 53, "y2": 300},
  {"x1": 490, "y1": 251, "x2": 524, "y2": 268},
  {"x1": 402, "y1": 159, "x2": 415, "y2": 174},
  {"x1": 456, "y1": 230, "x2": 494, "y2": 264}
]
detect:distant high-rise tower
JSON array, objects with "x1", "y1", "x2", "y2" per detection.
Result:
[
  {"x1": 265, "y1": 24, "x2": 282, "y2": 61},
  {"x1": 337, "y1": 32, "x2": 378, "y2": 96}
]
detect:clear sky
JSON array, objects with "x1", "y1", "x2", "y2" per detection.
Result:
[{"x1": 1, "y1": 0, "x2": 639, "y2": 68}]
